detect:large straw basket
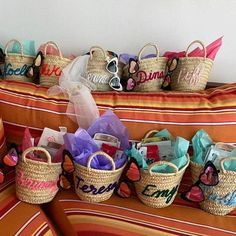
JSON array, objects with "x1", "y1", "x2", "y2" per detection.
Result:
[
  {"x1": 135, "y1": 154, "x2": 190, "y2": 208},
  {"x1": 190, "y1": 157, "x2": 236, "y2": 216},
  {"x1": 15, "y1": 147, "x2": 62, "y2": 204},
  {"x1": 3, "y1": 39, "x2": 34, "y2": 82},
  {"x1": 86, "y1": 46, "x2": 123, "y2": 91},
  {"x1": 73, "y1": 151, "x2": 126, "y2": 203},
  {"x1": 171, "y1": 40, "x2": 213, "y2": 91},
  {"x1": 123, "y1": 43, "x2": 167, "y2": 92},
  {"x1": 40, "y1": 41, "x2": 71, "y2": 87}
]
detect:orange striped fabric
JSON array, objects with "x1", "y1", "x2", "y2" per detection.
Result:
[
  {"x1": 1, "y1": 81, "x2": 236, "y2": 145},
  {"x1": 0, "y1": 171, "x2": 57, "y2": 236},
  {"x1": 52, "y1": 189, "x2": 236, "y2": 236}
]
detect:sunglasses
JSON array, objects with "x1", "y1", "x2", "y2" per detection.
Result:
[
  {"x1": 181, "y1": 161, "x2": 219, "y2": 202},
  {"x1": 26, "y1": 51, "x2": 44, "y2": 84},
  {"x1": 115, "y1": 157, "x2": 141, "y2": 198},
  {"x1": 0, "y1": 143, "x2": 19, "y2": 184},
  {"x1": 106, "y1": 57, "x2": 123, "y2": 92},
  {"x1": 58, "y1": 150, "x2": 75, "y2": 190},
  {"x1": 121, "y1": 59, "x2": 138, "y2": 92},
  {"x1": 162, "y1": 57, "x2": 179, "y2": 90}
]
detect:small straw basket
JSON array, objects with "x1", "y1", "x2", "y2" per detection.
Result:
[
  {"x1": 3, "y1": 39, "x2": 34, "y2": 82},
  {"x1": 135, "y1": 154, "x2": 190, "y2": 208},
  {"x1": 15, "y1": 147, "x2": 62, "y2": 204},
  {"x1": 73, "y1": 151, "x2": 126, "y2": 203},
  {"x1": 190, "y1": 157, "x2": 236, "y2": 215},
  {"x1": 171, "y1": 40, "x2": 213, "y2": 91},
  {"x1": 40, "y1": 41, "x2": 71, "y2": 87}
]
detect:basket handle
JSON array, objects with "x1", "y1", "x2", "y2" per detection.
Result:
[
  {"x1": 22, "y1": 147, "x2": 52, "y2": 165},
  {"x1": 220, "y1": 157, "x2": 236, "y2": 174},
  {"x1": 148, "y1": 161, "x2": 178, "y2": 175},
  {"x1": 144, "y1": 130, "x2": 159, "y2": 139},
  {"x1": 4, "y1": 39, "x2": 23, "y2": 57},
  {"x1": 89, "y1": 46, "x2": 108, "y2": 61},
  {"x1": 87, "y1": 151, "x2": 115, "y2": 170},
  {"x1": 215, "y1": 142, "x2": 235, "y2": 152},
  {"x1": 138, "y1": 43, "x2": 160, "y2": 62},
  {"x1": 185, "y1": 40, "x2": 206, "y2": 59},
  {"x1": 44, "y1": 41, "x2": 63, "y2": 58}
]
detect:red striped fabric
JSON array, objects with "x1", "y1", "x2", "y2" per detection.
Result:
[
  {"x1": 1, "y1": 81, "x2": 236, "y2": 145},
  {"x1": 0, "y1": 172, "x2": 57, "y2": 235},
  {"x1": 51, "y1": 189, "x2": 236, "y2": 236}
]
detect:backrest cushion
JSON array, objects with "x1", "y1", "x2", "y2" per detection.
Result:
[{"x1": 0, "y1": 80, "x2": 236, "y2": 144}]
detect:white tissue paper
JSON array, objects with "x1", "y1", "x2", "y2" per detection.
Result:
[{"x1": 48, "y1": 55, "x2": 99, "y2": 129}]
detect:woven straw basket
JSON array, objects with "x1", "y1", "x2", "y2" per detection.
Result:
[
  {"x1": 86, "y1": 46, "x2": 123, "y2": 91},
  {"x1": 171, "y1": 40, "x2": 213, "y2": 91},
  {"x1": 123, "y1": 43, "x2": 167, "y2": 92},
  {"x1": 16, "y1": 147, "x2": 62, "y2": 204},
  {"x1": 40, "y1": 41, "x2": 71, "y2": 87},
  {"x1": 73, "y1": 151, "x2": 126, "y2": 203},
  {"x1": 3, "y1": 39, "x2": 34, "y2": 82},
  {"x1": 190, "y1": 157, "x2": 236, "y2": 216},
  {"x1": 135, "y1": 154, "x2": 190, "y2": 208}
]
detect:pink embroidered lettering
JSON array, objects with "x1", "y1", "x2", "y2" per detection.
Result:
[
  {"x1": 16, "y1": 170, "x2": 58, "y2": 193},
  {"x1": 177, "y1": 64, "x2": 203, "y2": 85},
  {"x1": 136, "y1": 70, "x2": 164, "y2": 85}
]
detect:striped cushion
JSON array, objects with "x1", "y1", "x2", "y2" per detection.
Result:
[
  {"x1": 0, "y1": 171, "x2": 57, "y2": 235},
  {"x1": 1, "y1": 80, "x2": 236, "y2": 145},
  {"x1": 51, "y1": 188, "x2": 236, "y2": 236}
]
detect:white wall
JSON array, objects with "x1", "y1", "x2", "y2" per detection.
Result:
[{"x1": 0, "y1": 0, "x2": 235, "y2": 83}]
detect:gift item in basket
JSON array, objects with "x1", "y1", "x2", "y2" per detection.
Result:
[
  {"x1": 123, "y1": 43, "x2": 167, "y2": 92},
  {"x1": 190, "y1": 157, "x2": 236, "y2": 216},
  {"x1": 170, "y1": 40, "x2": 214, "y2": 91},
  {"x1": 86, "y1": 46, "x2": 123, "y2": 91},
  {"x1": 3, "y1": 39, "x2": 34, "y2": 82},
  {"x1": 40, "y1": 41, "x2": 71, "y2": 87},
  {"x1": 135, "y1": 155, "x2": 190, "y2": 208},
  {"x1": 15, "y1": 147, "x2": 62, "y2": 204},
  {"x1": 73, "y1": 151, "x2": 126, "y2": 202}
]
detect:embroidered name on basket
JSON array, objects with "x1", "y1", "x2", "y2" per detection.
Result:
[
  {"x1": 177, "y1": 64, "x2": 204, "y2": 85},
  {"x1": 16, "y1": 170, "x2": 58, "y2": 192},
  {"x1": 208, "y1": 190, "x2": 236, "y2": 206},
  {"x1": 75, "y1": 176, "x2": 118, "y2": 195},
  {"x1": 87, "y1": 73, "x2": 110, "y2": 84},
  {"x1": 40, "y1": 64, "x2": 62, "y2": 77},
  {"x1": 3, "y1": 63, "x2": 28, "y2": 77},
  {"x1": 136, "y1": 70, "x2": 164, "y2": 85},
  {"x1": 141, "y1": 184, "x2": 178, "y2": 204}
]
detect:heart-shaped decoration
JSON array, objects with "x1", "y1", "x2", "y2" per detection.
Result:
[
  {"x1": 109, "y1": 76, "x2": 123, "y2": 91},
  {"x1": 126, "y1": 162, "x2": 141, "y2": 182},
  {"x1": 58, "y1": 174, "x2": 71, "y2": 190},
  {"x1": 182, "y1": 185, "x2": 204, "y2": 202},
  {"x1": 117, "y1": 182, "x2": 132, "y2": 198},
  {"x1": 129, "y1": 59, "x2": 139, "y2": 74},
  {"x1": 126, "y1": 78, "x2": 136, "y2": 91},
  {"x1": 3, "y1": 148, "x2": 18, "y2": 167},
  {"x1": 199, "y1": 161, "x2": 219, "y2": 186}
]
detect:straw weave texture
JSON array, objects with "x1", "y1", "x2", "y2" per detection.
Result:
[
  {"x1": 73, "y1": 151, "x2": 126, "y2": 203},
  {"x1": 16, "y1": 147, "x2": 62, "y2": 204},
  {"x1": 190, "y1": 160, "x2": 236, "y2": 215},
  {"x1": 135, "y1": 155, "x2": 189, "y2": 208}
]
